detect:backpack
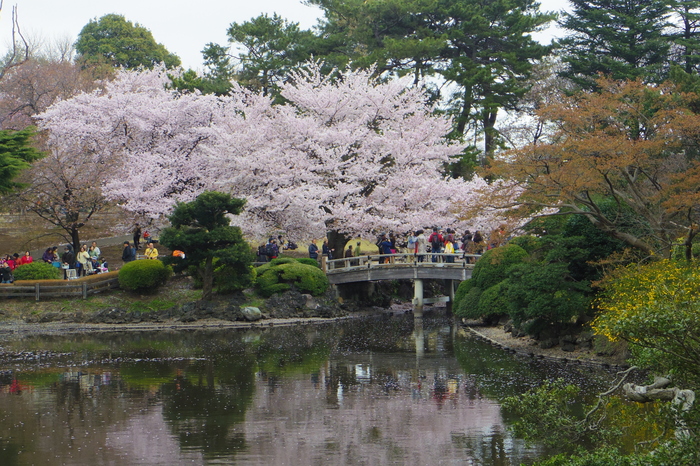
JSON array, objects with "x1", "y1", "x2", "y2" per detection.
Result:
[{"x1": 265, "y1": 243, "x2": 275, "y2": 256}]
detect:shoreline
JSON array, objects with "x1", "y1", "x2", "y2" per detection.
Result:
[
  {"x1": 464, "y1": 323, "x2": 629, "y2": 370},
  {"x1": 0, "y1": 301, "x2": 629, "y2": 371},
  {"x1": 0, "y1": 304, "x2": 410, "y2": 337}
]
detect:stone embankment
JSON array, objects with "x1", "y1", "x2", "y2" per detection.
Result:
[{"x1": 464, "y1": 323, "x2": 629, "y2": 369}]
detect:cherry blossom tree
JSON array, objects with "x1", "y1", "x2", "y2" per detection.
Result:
[
  {"x1": 38, "y1": 65, "x2": 526, "y2": 253},
  {"x1": 22, "y1": 67, "x2": 218, "y2": 250}
]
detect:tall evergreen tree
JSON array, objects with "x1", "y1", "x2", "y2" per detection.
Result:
[
  {"x1": 159, "y1": 192, "x2": 254, "y2": 301},
  {"x1": 557, "y1": 0, "x2": 671, "y2": 87},
  {"x1": 0, "y1": 127, "x2": 42, "y2": 194},
  {"x1": 307, "y1": 0, "x2": 444, "y2": 85},
  {"x1": 200, "y1": 14, "x2": 316, "y2": 99},
  {"x1": 311, "y1": 0, "x2": 555, "y2": 161},
  {"x1": 669, "y1": 0, "x2": 700, "y2": 74},
  {"x1": 75, "y1": 14, "x2": 181, "y2": 71}
]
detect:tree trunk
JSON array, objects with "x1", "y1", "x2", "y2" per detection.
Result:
[
  {"x1": 482, "y1": 108, "x2": 498, "y2": 163},
  {"x1": 202, "y1": 255, "x2": 214, "y2": 301},
  {"x1": 683, "y1": 223, "x2": 697, "y2": 261},
  {"x1": 70, "y1": 226, "x2": 81, "y2": 255},
  {"x1": 327, "y1": 230, "x2": 351, "y2": 260}
]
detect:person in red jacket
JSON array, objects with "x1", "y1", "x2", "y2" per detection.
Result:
[
  {"x1": 18, "y1": 251, "x2": 33, "y2": 265},
  {"x1": 428, "y1": 228, "x2": 443, "y2": 262}
]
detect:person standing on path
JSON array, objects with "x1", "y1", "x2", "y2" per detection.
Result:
[
  {"x1": 308, "y1": 240, "x2": 319, "y2": 261},
  {"x1": 76, "y1": 245, "x2": 90, "y2": 276},
  {"x1": 322, "y1": 239, "x2": 334, "y2": 261},
  {"x1": 132, "y1": 223, "x2": 142, "y2": 250},
  {"x1": 415, "y1": 230, "x2": 427, "y2": 262}
]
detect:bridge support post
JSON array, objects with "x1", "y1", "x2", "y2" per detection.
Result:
[
  {"x1": 446, "y1": 280, "x2": 455, "y2": 316},
  {"x1": 413, "y1": 279, "x2": 424, "y2": 317}
]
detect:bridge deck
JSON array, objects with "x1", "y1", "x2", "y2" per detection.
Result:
[{"x1": 325, "y1": 253, "x2": 478, "y2": 284}]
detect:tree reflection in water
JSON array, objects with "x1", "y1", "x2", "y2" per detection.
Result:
[{"x1": 0, "y1": 315, "x2": 620, "y2": 464}]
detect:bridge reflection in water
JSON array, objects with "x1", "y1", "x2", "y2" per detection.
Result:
[{"x1": 324, "y1": 252, "x2": 480, "y2": 316}]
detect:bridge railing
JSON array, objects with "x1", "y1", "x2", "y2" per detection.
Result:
[{"x1": 324, "y1": 252, "x2": 481, "y2": 273}]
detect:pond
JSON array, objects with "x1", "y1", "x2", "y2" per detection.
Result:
[{"x1": 0, "y1": 315, "x2": 620, "y2": 465}]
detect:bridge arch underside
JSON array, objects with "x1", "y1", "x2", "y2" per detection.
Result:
[{"x1": 327, "y1": 267, "x2": 472, "y2": 285}]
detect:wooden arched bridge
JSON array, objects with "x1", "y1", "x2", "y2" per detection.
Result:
[{"x1": 323, "y1": 252, "x2": 480, "y2": 316}]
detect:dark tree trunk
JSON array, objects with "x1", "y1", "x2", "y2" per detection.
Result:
[
  {"x1": 202, "y1": 255, "x2": 214, "y2": 301},
  {"x1": 327, "y1": 230, "x2": 351, "y2": 260},
  {"x1": 70, "y1": 227, "x2": 81, "y2": 255}
]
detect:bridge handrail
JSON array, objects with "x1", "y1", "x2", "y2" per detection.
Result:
[{"x1": 324, "y1": 252, "x2": 481, "y2": 273}]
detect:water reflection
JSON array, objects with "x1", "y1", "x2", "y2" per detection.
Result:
[{"x1": 0, "y1": 316, "x2": 618, "y2": 465}]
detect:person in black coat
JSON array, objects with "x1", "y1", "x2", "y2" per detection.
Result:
[{"x1": 122, "y1": 241, "x2": 136, "y2": 263}]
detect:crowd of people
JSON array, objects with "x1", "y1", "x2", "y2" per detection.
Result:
[
  {"x1": 305, "y1": 225, "x2": 509, "y2": 264},
  {"x1": 374, "y1": 226, "x2": 508, "y2": 260},
  {"x1": 48, "y1": 241, "x2": 109, "y2": 278},
  {"x1": 0, "y1": 252, "x2": 33, "y2": 283},
  {"x1": 256, "y1": 236, "x2": 298, "y2": 262}
]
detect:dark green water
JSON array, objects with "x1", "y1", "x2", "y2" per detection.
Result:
[{"x1": 0, "y1": 316, "x2": 619, "y2": 465}]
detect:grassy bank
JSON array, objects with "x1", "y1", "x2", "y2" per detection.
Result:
[{"x1": 0, "y1": 275, "x2": 205, "y2": 321}]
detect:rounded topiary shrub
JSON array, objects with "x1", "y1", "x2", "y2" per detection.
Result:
[
  {"x1": 477, "y1": 279, "x2": 510, "y2": 321},
  {"x1": 295, "y1": 257, "x2": 321, "y2": 268},
  {"x1": 471, "y1": 244, "x2": 528, "y2": 290},
  {"x1": 12, "y1": 262, "x2": 62, "y2": 281},
  {"x1": 454, "y1": 286, "x2": 482, "y2": 319},
  {"x1": 255, "y1": 261, "x2": 329, "y2": 297},
  {"x1": 118, "y1": 260, "x2": 173, "y2": 292},
  {"x1": 508, "y1": 235, "x2": 542, "y2": 254}
]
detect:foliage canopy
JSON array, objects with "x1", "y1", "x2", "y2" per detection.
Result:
[{"x1": 75, "y1": 14, "x2": 181, "y2": 70}]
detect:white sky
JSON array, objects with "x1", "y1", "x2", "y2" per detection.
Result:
[{"x1": 1, "y1": 0, "x2": 569, "y2": 70}]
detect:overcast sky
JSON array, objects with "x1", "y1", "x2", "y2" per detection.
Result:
[{"x1": 1, "y1": 0, "x2": 569, "y2": 70}]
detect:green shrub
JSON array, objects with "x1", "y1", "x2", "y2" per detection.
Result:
[
  {"x1": 295, "y1": 257, "x2": 321, "y2": 268},
  {"x1": 118, "y1": 260, "x2": 173, "y2": 292},
  {"x1": 255, "y1": 261, "x2": 329, "y2": 297},
  {"x1": 471, "y1": 244, "x2": 528, "y2": 290},
  {"x1": 453, "y1": 279, "x2": 473, "y2": 315},
  {"x1": 212, "y1": 258, "x2": 255, "y2": 294},
  {"x1": 12, "y1": 262, "x2": 62, "y2": 280},
  {"x1": 454, "y1": 286, "x2": 482, "y2": 319},
  {"x1": 477, "y1": 279, "x2": 511, "y2": 320},
  {"x1": 508, "y1": 235, "x2": 542, "y2": 254},
  {"x1": 506, "y1": 262, "x2": 591, "y2": 327}
]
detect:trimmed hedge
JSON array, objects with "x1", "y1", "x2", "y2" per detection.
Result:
[
  {"x1": 454, "y1": 244, "x2": 527, "y2": 320},
  {"x1": 118, "y1": 260, "x2": 172, "y2": 292},
  {"x1": 12, "y1": 262, "x2": 62, "y2": 281},
  {"x1": 12, "y1": 271, "x2": 119, "y2": 286},
  {"x1": 471, "y1": 244, "x2": 528, "y2": 290},
  {"x1": 255, "y1": 260, "x2": 329, "y2": 297}
]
